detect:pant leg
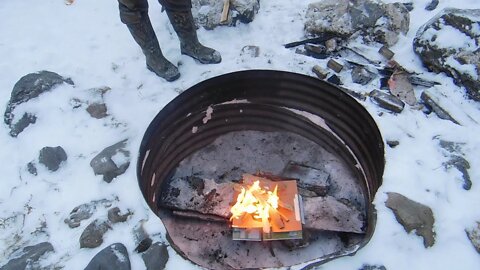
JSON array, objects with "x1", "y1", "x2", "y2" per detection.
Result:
[
  {"x1": 157, "y1": 0, "x2": 192, "y2": 11},
  {"x1": 118, "y1": 0, "x2": 149, "y2": 24}
]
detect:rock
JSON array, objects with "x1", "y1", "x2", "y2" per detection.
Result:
[
  {"x1": 369, "y1": 89, "x2": 405, "y2": 113},
  {"x1": 386, "y1": 140, "x2": 400, "y2": 148},
  {"x1": 240, "y1": 45, "x2": 260, "y2": 58},
  {"x1": 385, "y1": 192, "x2": 436, "y2": 248},
  {"x1": 379, "y1": 45, "x2": 395, "y2": 60},
  {"x1": 327, "y1": 59, "x2": 344, "y2": 73},
  {"x1": 108, "y1": 207, "x2": 132, "y2": 224},
  {"x1": 403, "y1": 2, "x2": 414, "y2": 12},
  {"x1": 425, "y1": 0, "x2": 439, "y2": 11},
  {"x1": 466, "y1": 222, "x2": 480, "y2": 253},
  {"x1": 84, "y1": 243, "x2": 131, "y2": 270},
  {"x1": 413, "y1": 8, "x2": 480, "y2": 101},
  {"x1": 27, "y1": 162, "x2": 38, "y2": 176},
  {"x1": 86, "y1": 103, "x2": 108, "y2": 119},
  {"x1": 191, "y1": 0, "x2": 259, "y2": 30},
  {"x1": 359, "y1": 265, "x2": 387, "y2": 270},
  {"x1": 420, "y1": 91, "x2": 460, "y2": 125},
  {"x1": 352, "y1": 66, "x2": 375, "y2": 85},
  {"x1": 39, "y1": 146, "x2": 68, "y2": 172},
  {"x1": 90, "y1": 139, "x2": 130, "y2": 183},
  {"x1": 64, "y1": 199, "x2": 114, "y2": 228},
  {"x1": 133, "y1": 220, "x2": 152, "y2": 253},
  {"x1": 305, "y1": 44, "x2": 329, "y2": 59},
  {"x1": 312, "y1": 65, "x2": 329, "y2": 79},
  {"x1": 142, "y1": 242, "x2": 169, "y2": 270},
  {"x1": 80, "y1": 220, "x2": 111, "y2": 248},
  {"x1": 305, "y1": 0, "x2": 409, "y2": 46},
  {"x1": 438, "y1": 139, "x2": 472, "y2": 190},
  {"x1": 1, "y1": 242, "x2": 54, "y2": 270},
  {"x1": 388, "y1": 73, "x2": 416, "y2": 106},
  {"x1": 327, "y1": 74, "x2": 342, "y2": 85},
  {"x1": 4, "y1": 71, "x2": 74, "y2": 137}
]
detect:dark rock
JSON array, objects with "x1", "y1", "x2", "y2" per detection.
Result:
[
  {"x1": 86, "y1": 103, "x2": 108, "y2": 119},
  {"x1": 466, "y1": 222, "x2": 480, "y2": 253},
  {"x1": 359, "y1": 264, "x2": 387, "y2": 270},
  {"x1": 1, "y1": 242, "x2": 54, "y2": 270},
  {"x1": 108, "y1": 207, "x2": 132, "y2": 224},
  {"x1": 65, "y1": 199, "x2": 114, "y2": 228},
  {"x1": 4, "y1": 71, "x2": 74, "y2": 136},
  {"x1": 409, "y1": 76, "x2": 439, "y2": 88},
  {"x1": 425, "y1": 0, "x2": 439, "y2": 11},
  {"x1": 135, "y1": 238, "x2": 153, "y2": 253},
  {"x1": 420, "y1": 91, "x2": 460, "y2": 125},
  {"x1": 133, "y1": 220, "x2": 152, "y2": 253},
  {"x1": 90, "y1": 139, "x2": 130, "y2": 183},
  {"x1": 387, "y1": 140, "x2": 400, "y2": 148},
  {"x1": 80, "y1": 220, "x2": 111, "y2": 248},
  {"x1": 39, "y1": 146, "x2": 67, "y2": 172},
  {"x1": 369, "y1": 90, "x2": 405, "y2": 113},
  {"x1": 305, "y1": 0, "x2": 409, "y2": 46},
  {"x1": 240, "y1": 45, "x2": 260, "y2": 58},
  {"x1": 327, "y1": 74, "x2": 342, "y2": 85},
  {"x1": 403, "y1": 2, "x2": 414, "y2": 12},
  {"x1": 385, "y1": 192, "x2": 436, "y2": 248},
  {"x1": 305, "y1": 44, "x2": 329, "y2": 59},
  {"x1": 142, "y1": 242, "x2": 169, "y2": 270},
  {"x1": 414, "y1": 8, "x2": 480, "y2": 101},
  {"x1": 84, "y1": 243, "x2": 131, "y2": 270},
  {"x1": 10, "y1": 113, "x2": 37, "y2": 137},
  {"x1": 352, "y1": 66, "x2": 375, "y2": 85},
  {"x1": 443, "y1": 155, "x2": 472, "y2": 190},
  {"x1": 27, "y1": 162, "x2": 38, "y2": 176}
]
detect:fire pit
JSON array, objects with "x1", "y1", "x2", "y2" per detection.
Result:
[{"x1": 137, "y1": 70, "x2": 384, "y2": 269}]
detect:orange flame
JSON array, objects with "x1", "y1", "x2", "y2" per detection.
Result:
[{"x1": 230, "y1": 180, "x2": 279, "y2": 233}]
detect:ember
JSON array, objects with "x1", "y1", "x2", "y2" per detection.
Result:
[{"x1": 230, "y1": 174, "x2": 303, "y2": 241}]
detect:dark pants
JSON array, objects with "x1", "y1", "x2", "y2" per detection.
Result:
[{"x1": 118, "y1": 0, "x2": 192, "y2": 24}]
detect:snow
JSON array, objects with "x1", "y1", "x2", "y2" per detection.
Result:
[{"x1": 1, "y1": 0, "x2": 480, "y2": 269}]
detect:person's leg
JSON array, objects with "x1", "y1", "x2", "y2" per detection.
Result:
[
  {"x1": 118, "y1": 0, "x2": 180, "y2": 81},
  {"x1": 159, "y1": 0, "x2": 221, "y2": 64}
]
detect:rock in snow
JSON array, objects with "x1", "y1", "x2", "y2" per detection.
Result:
[
  {"x1": 84, "y1": 243, "x2": 131, "y2": 270},
  {"x1": 3, "y1": 71, "x2": 74, "y2": 137},
  {"x1": 466, "y1": 222, "x2": 480, "y2": 254},
  {"x1": 38, "y1": 146, "x2": 68, "y2": 172},
  {"x1": 80, "y1": 220, "x2": 111, "y2": 249},
  {"x1": 90, "y1": 139, "x2": 130, "y2": 183},
  {"x1": 385, "y1": 192, "x2": 436, "y2": 248},
  {"x1": 142, "y1": 242, "x2": 169, "y2": 270},
  {"x1": 0, "y1": 242, "x2": 54, "y2": 270},
  {"x1": 414, "y1": 8, "x2": 480, "y2": 101}
]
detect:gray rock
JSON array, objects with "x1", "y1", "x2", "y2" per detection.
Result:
[
  {"x1": 240, "y1": 45, "x2": 260, "y2": 58},
  {"x1": 64, "y1": 199, "x2": 114, "y2": 228},
  {"x1": 90, "y1": 139, "x2": 130, "y2": 183},
  {"x1": 108, "y1": 207, "x2": 132, "y2": 224},
  {"x1": 352, "y1": 66, "x2": 375, "y2": 85},
  {"x1": 425, "y1": 0, "x2": 439, "y2": 11},
  {"x1": 86, "y1": 103, "x2": 108, "y2": 119},
  {"x1": 414, "y1": 8, "x2": 480, "y2": 101},
  {"x1": 133, "y1": 220, "x2": 152, "y2": 253},
  {"x1": 438, "y1": 139, "x2": 472, "y2": 190},
  {"x1": 4, "y1": 71, "x2": 74, "y2": 137},
  {"x1": 359, "y1": 265, "x2": 387, "y2": 270},
  {"x1": 466, "y1": 222, "x2": 480, "y2": 253},
  {"x1": 369, "y1": 90, "x2": 405, "y2": 113},
  {"x1": 80, "y1": 220, "x2": 111, "y2": 249},
  {"x1": 27, "y1": 162, "x2": 38, "y2": 176},
  {"x1": 305, "y1": 0, "x2": 409, "y2": 46},
  {"x1": 142, "y1": 242, "x2": 169, "y2": 270},
  {"x1": 84, "y1": 243, "x2": 131, "y2": 270},
  {"x1": 192, "y1": 0, "x2": 259, "y2": 30},
  {"x1": 1, "y1": 242, "x2": 54, "y2": 270},
  {"x1": 385, "y1": 192, "x2": 436, "y2": 248},
  {"x1": 420, "y1": 90, "x2": 460, "y2": 125},
  {"x1": 39, "y1": 146, "x2": 67, "y2": 172}
]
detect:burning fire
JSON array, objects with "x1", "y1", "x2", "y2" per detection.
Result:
[{"x1": 230, "y1": 180, "x2": 280, "y2": 233}]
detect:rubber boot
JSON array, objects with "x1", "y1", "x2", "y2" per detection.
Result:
[
  {"x1": 126, "y1": 15, "x2": 180, "y2": 81},
  {"x1": 165, "y1": 9, "x2": 221, "y2": 64}
]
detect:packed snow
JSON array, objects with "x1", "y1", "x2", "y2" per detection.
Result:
[{"x1": 1, "y1": 0, "x2": 480, "y2": 269}]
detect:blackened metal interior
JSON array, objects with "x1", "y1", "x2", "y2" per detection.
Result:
[{"x1": 137, "y1": 70, "x2": 385, "y2": 269}]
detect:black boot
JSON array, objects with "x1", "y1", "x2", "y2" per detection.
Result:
[
  {"x1": 125, "y1": 15, "x2": 180, "y2": 81},
  {"x1": 165, "y1": 9, "x2": 221, "y2": 64}
]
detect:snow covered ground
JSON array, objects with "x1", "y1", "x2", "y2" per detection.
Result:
[{"x1": 1, "y1": 0, "x2": 480, "y2": 269}]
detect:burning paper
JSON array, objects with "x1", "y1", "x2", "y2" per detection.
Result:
[{"x1": 230, "y1": 174, "x2": 303, "y2": 241}]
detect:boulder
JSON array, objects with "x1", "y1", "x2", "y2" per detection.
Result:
[
  {"x1": 142, "y1": 242, "x2": 169, "y2": 270},
  {"x1": 413, "y1": 8, "x2": 480, "y2": 101},
  {"x1": 39, "y1": 146, "x2": 67, "y2": 172},
  {"x1": 305, "y1": 0, "x2": 409, "y2": 46},
  {"x1": 80, "y1": 220, "x2": 111, "y2": 249},
  {"x1": 90, "y1": 139, "x2": 130, "y2": 183},
  {"x1": 385, "y1": 192, "x2": 436, "y2": 248},
  {"x1": 84, "y1": 243, "x2": 131, "y2": 270},
  {"x1": 4, "y1": 71, "x2": 74, "y2": 137},
  {"x1": 192, "y1": 0, "x2": 260, "y2": 30},
  {"x1": 1, "y1": 242, "x2": 54, "y2": 270}
]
